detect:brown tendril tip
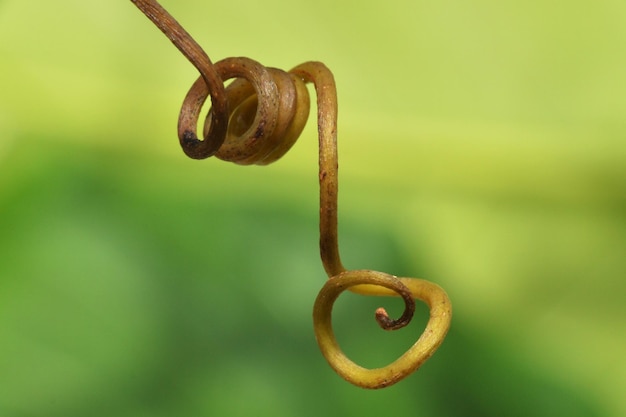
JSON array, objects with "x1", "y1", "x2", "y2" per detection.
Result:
[{"x1": 131, "y1": 0, "x2": 451, "y2": 389}]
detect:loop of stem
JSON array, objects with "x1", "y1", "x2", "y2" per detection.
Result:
[{"x1": 314, "y1": 270, "x2": 451, "y2": 388}]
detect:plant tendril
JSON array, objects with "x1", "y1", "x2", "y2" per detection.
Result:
[{"x1": 131, "y1": 0, "x2": 452, "y2": 389}]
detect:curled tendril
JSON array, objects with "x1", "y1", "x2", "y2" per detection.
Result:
[
  {"x1": 131, "y1": 0, "x2": 451, "y2": 389},
  {"x1": 314, "y1": 270, "x2": 451, "y2": 388}
]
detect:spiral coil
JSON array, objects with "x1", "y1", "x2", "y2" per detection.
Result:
[
  {"x1": 131, "y1": 0, "x2": 451, "y2": 389},
  {"x1": 179, "y1": 58, "x2": 311, "y2": 165}
]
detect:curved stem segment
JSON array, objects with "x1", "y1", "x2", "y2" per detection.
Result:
[
  {"x1": 292, "y1": 63, "x2": 450, "y2": 388},
  {"x1": 131, "y1": 0, "x2": 228, "y2": 158},
  {"x1": 289, "y1": 62, "x2": 343, "y2": 278}
]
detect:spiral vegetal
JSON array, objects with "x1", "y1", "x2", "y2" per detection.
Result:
[{"x1": 131, "y1": 0, "x2": 451, "y2": 389}]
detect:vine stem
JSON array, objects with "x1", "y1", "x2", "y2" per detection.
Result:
[
  {"x1": 289, "y1": 63, "x2": 343, "y2": 278},
  {"x1": 129, "y1": 0, "x2": 452, "y2": 389},
  {"x1": 130, "y1": 0, "x2": 228, "y2": 158}
]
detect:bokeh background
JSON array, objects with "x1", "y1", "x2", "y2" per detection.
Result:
[{"x1": 1, "y1": 1, "x2": 624, "y2": 416}]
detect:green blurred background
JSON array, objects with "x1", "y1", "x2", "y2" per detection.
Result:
[{"x1": 1, "y1": 1, "x2": 624, "y2": 416}]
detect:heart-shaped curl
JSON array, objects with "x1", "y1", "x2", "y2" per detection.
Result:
[{"x1": 314, "y1": 270, "x2": 451, "y2": 389}]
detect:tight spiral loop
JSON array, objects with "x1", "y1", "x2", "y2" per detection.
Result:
[
  {"x1": 131, "y1": 0, "x2": 451, "y2": 390},
  {"x1": 179, "y1": 58, "x2": 311, "y2": 165}
]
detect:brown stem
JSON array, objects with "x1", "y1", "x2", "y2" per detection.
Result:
[{"x1": 130, "y1": 0, "x2": 228, "y2": 158}]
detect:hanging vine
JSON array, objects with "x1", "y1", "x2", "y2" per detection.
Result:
[{"x1": 130, "y1": 0, "x2": 451, "y2": 389}]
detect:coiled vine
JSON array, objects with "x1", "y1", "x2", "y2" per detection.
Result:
[{"x1": 131, "y1": 0, "x2": 451, "y2": 389}]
